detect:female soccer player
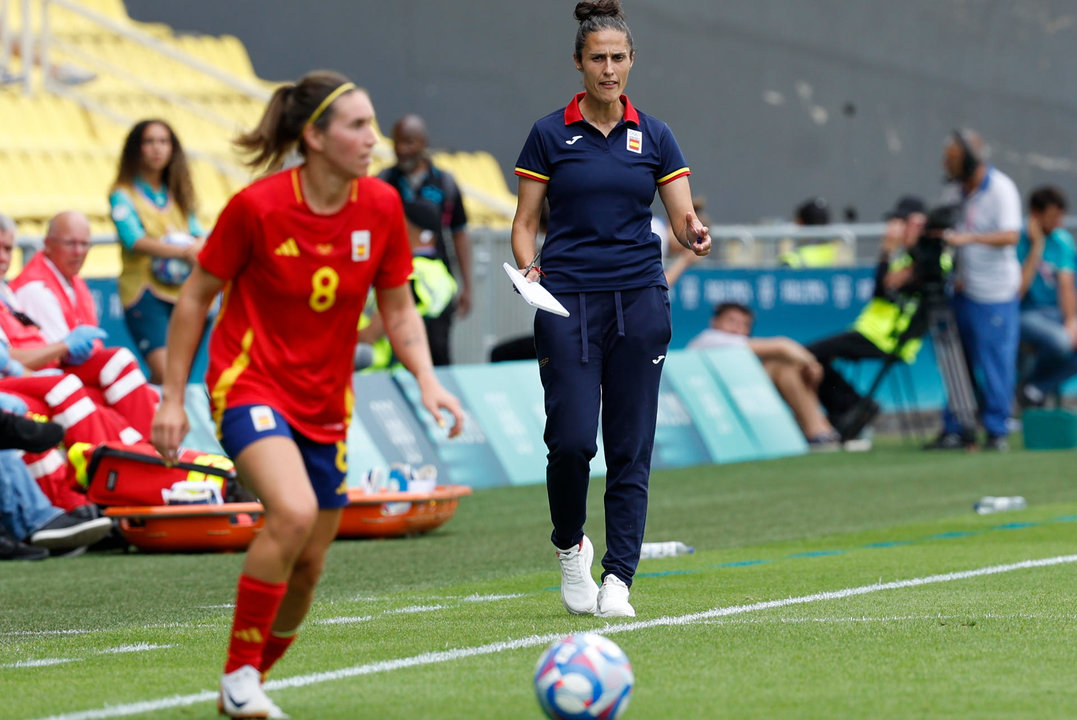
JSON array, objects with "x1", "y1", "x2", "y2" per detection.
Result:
[
  {"x1": 511, "y1": 0, "x2": 711, "y2": 619},
  {"x1": 151, "y1": 70, "x2": 464, "y2": 719},
  {"x1": 109, "y1": 118, "x2": 204, "y2": 383}
]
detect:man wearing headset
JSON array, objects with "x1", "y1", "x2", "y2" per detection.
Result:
[{"x1": 927, "y1": 129, "x2": 1022, "y2": 450}]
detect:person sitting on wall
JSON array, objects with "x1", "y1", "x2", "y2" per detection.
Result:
[{"x1": 687, "y1": 301, "x2": 841, "y2": 450}]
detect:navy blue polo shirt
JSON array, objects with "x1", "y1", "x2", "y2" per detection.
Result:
[{"x1": 515, "y1": 92, "x2": 689, "y2": 293}]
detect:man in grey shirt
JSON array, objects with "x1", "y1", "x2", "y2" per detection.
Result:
[{"x1": 928, "y1": 130, "x2": 1022, "y2": 450}]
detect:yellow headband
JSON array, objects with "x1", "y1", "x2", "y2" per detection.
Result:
[{"x1": 306, "y1": 82, "x2": 357, "y2": 127}]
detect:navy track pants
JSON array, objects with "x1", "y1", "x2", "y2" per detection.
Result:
[{"x1": 534, "y1": 286, "x2": 671, "y2": 586}]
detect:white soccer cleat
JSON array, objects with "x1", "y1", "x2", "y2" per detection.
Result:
[
  {"x1": 218, "y1": 664, "x2": 289, "y2": 719},
  {"x1": 595, "y1": 574, "x2": 636, "y2": 618},
  {"x1": 555, "y1": 536, "x2": 600, "y2": 615}
]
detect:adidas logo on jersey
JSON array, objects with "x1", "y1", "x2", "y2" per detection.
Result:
[{"x1": 274, "y1": 238, "x2": 300, "y2": 257}]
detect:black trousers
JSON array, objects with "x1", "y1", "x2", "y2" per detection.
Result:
[{"x1": 806, "y1": 331, "x2": 890, "y2": 417}]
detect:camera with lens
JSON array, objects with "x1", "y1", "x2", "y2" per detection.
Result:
[{"x1": 908, "y1": 204, "x2": 959, "y2": 299}]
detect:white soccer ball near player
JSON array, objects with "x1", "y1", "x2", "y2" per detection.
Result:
[
  {"x1": 151, "y1": 231, "x2": 195, "y2": 286},
  {"x1": 534, "y1": 632, "x2": 634, "y2": 720}
]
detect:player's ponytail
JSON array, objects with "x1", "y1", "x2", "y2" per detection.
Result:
[
  {"x1": 234, "y1": 70, "x2": 360, "y2": 173},
  {"x1": 573, "y1": 0, "x2": 634, "y2": 60}
]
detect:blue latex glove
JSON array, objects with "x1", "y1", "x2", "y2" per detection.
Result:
[
  {"x1": 0, "y1": 392, "x2": 28, "y2": 415},
  {"x1": 0, "y1": 342, "x2": 24, "y2": 377},
  {"x1": 63, "y1": 325, "x2": 108, "y2": 365}
]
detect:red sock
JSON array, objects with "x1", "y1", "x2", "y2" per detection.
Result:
[
  {"x1": 260, "y1": 631, "x2": 297, "y2": 675},
  {"x1": 224, "y1": 574, "x2": 287, "y2": 673}
]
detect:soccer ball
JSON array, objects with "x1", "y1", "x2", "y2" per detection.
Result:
[
  {"x1": 534, "y1": 632, "x2": 634, "y2": 720},
  {"x1": 150, "y1": 231, "x2": 194, "y2": 286}
]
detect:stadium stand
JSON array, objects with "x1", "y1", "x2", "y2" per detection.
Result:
[{"x1": 1, "y1": 0, "x2": 515, "y2": 277}]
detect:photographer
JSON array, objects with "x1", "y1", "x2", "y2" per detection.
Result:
[
  {"x1": 928, "y1": 130, "x2": 1022, "y2": 450},
  {"x1": 807, "y1": 196, "x2": 933, "y2": 440}
]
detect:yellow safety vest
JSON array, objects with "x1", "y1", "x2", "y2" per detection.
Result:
[
  {"x1": 114, "y1": 184, "x2": 191, "y2": 306},
  {"x1": 361, "y1": 257, "x2": 457, "y2": 372}
]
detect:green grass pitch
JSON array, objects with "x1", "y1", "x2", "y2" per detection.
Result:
[{"x1": 2, "y1": 442, "x2": 1075, "y2": 719}]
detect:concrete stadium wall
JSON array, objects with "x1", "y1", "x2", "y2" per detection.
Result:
[{"x1": 125, "y1": 0, "x2": 1077, "y2": 224}]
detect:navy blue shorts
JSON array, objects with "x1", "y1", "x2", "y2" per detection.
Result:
[
  {"x1": 123, "y1": 290, "x2": 173, "y2": 356},
  {"x1": 219, "y1": 404, "x2": 349, "y2": 509}
]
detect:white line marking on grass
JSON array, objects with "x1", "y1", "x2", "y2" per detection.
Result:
[
  {"x1": 698, "y1": 612, "x2": 1077, "y2": 626},
  {"x1": 461, "y1": 593, "x2": 525, "y2": 603},
  {"x1": 385, "y1": 604, "x2": 447, "y2": 615},
  {"x1": 0, "y1": 629, "x2": 90, "y2": 638},
  {"x1": 2, "y1": 658, "x2": 75, "y2": 668},
  {"x1": 30, "y1": 554, "x2": 1077, "y2": 720},
  {"x1": 98, "y1": 644, "x2": 176, "y2": 654},
  {"x1": 315, "y1": 615, "x2": 374, "y2": 625},
  {"x1": 1, "y1": 622, "x2": 216, "y2": 641}
]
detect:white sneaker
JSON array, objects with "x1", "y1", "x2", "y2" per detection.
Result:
[
  {"x1": 555, "y1": 536, "x2": 599, "y2": 615},
  {"x1": 595, "y1": 574, "x2": 636, "y2": 618},
  {"x1": 219, "y1": 665, "x2": 288, "y2": 719}
]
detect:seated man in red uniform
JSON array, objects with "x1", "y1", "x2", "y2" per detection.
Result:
[
  {"x1": 6, "y1": 211, "x2": 158, "y2": 437},
  {"x1": 0, "y1": 213, "x2": 147, "y2": 509}
]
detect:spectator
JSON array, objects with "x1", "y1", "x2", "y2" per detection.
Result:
[
  {"x1": 10, "y1": 210, "x2": 158, "y2": 432},
  {"x1": 688, "y1": 302, "x2": 841, "y2": 449},
  {"x1": 1, "y1": 336, "x2": 137, "y2": 510},
  {"x1": 1, "y1": 213, "x2": 156, "y2": 439},
  {"x1": 379, "y1": 114, "x2": 473, "y2": 365},
  {"x1": 0, "y1": 393, "x2": 112, "y2": 560},
  {"x1": 1016, "y1": 185, "x2": 1077, "y2": 406},
  {"x1": 109, "y1": 119, "x2": 205, "y2": 384},
  {"x1": 0, "y1": 220, "x2": 144, "y2": 509},
  {"x1": 928, "y1": 129, "x2": 1022, "y2": 450},
  {"x1": 807, "y1": 196, "x2": 930, "y2": 440},
  {"x1": 780, "y1": 196, "x2": 848, "y2": 267},
  {"x1": 357, "y1": 203, "x2": 458, "y2": 371}
]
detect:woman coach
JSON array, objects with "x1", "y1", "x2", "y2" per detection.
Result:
[{"x1": 511, "y1": 0, "x2": 711, "y2": 618}]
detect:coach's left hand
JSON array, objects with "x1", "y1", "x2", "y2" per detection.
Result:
[{"x1": 685, "y1": 212, "x2": 712, "y2": 256}]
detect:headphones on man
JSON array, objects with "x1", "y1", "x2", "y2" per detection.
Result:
[{"x1": 952, "y1": 128, "x2": 980, "y2": 183}]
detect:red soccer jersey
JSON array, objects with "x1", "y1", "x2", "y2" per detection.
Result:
[{"x1": 200, "y1": 167, "x2": 413, "y2": 443}]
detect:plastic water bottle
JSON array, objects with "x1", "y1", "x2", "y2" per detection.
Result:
[
  {"x1": 973, "y1": 496, "x2": 1027, "y2": 515},
  {"x1": 639, "y1": 541, "x2": 694, "y2": 559}
]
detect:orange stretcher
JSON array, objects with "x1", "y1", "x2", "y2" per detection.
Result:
[
  {"x1": 336, "y1": 485, "x2": 473, "y2": 539},
  {"x1": 103, "y1": 485, "x2": 473, "y2": 553}
]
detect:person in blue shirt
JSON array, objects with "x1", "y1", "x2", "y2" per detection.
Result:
[
  {"x1": 511, "y1": 0, "x2": 711, "y2": 619},
  {"x1": 1015, "y1": 185, "x2": 1077, "y2": 405},
  {"x1": 108, "y1": 119, "x2": 204, "y2": 383}
]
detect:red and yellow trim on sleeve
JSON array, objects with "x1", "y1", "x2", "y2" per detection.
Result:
[
  {"x1": 211, "y1": 327, "x2": 255, "y2": 435},
  {"x1": 290, "y1": 167, "x2": 304, "y2": 203},
  {"x1": 657, "y1": 167, "x2": 691, "y2": 186},
  {"x1": 514, "y1": 167, "x2": 550, "y2": 184}
]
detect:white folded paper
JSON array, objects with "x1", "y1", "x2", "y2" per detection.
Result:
[{"x1": 502, "y1": 263, "x2": 570, "y2": 317}]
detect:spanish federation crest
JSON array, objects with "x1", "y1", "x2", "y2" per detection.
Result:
[
  {"x1": 626, "y1": 129, "x2": 642, "y2": 154},
  {"x1": 351, "y1": 230, "x2": 371, "y2": 261}
]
